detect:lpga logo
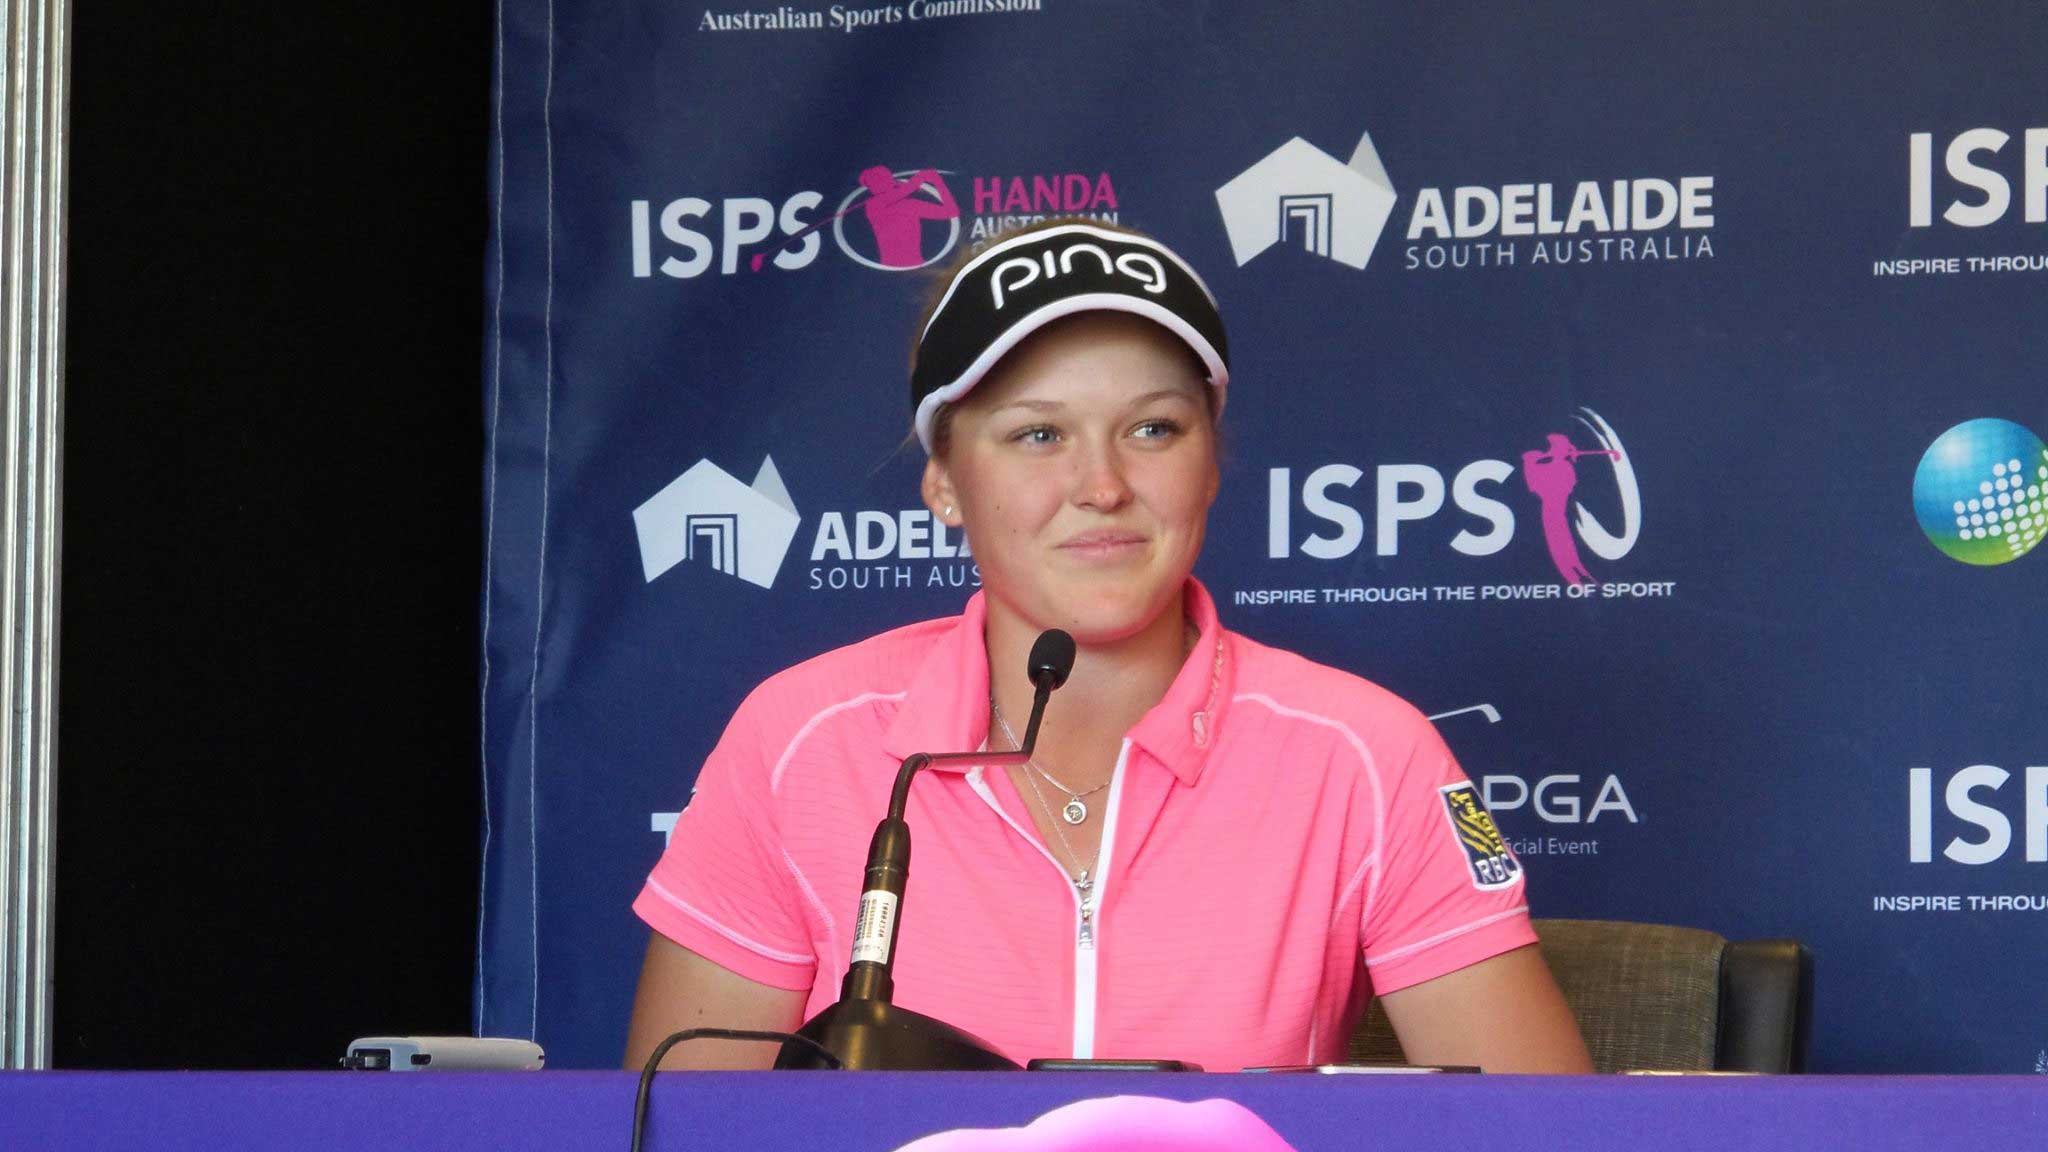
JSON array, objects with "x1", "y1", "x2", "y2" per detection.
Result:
[{"x1": 1912, "y1": 418, "x2": 2048, "y2": 566}]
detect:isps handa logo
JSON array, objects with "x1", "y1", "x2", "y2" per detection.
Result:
[
  {"x1": 1248, "y1": 408, "x2": 1671, "y2": 607},
  {"x1": 629, "y1": 163, "x2": 1122, "y2": 279},
  {"x1": 1912, "y1": 418, "x2": 2047, "y2": 565},
  {"x1": 632, "y1": 454, "x2": 980, "y2": 594}
]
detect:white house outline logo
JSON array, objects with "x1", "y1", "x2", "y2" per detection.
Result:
[
  {"x1": 632, "y1": 455, "x2": 800, "y2": 589},
  {"x1": 1215, "y1": 131, "x2": 1397, "y2": 270}
]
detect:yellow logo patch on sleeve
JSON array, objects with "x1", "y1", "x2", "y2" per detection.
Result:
[{"x1": 1438, "y1": 782, "x2": 1523, "y2": 891}]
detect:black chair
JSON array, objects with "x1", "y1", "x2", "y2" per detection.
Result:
[{"x1": 1348, "y1": 918, "x2": 1811, "y2": 1073}]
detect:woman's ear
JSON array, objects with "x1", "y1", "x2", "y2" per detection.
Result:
[{"x1": 922, "y1": 456, "x2": 961, "y2": 527}]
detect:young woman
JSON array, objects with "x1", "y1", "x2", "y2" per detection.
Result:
[{"x1": 625, "y1": 221, "x2": 1592, "y2": 1073}]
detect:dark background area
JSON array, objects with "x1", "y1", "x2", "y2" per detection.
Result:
[{"x1": 55, "y1": 4, "x2": 490, "y2": 1066}]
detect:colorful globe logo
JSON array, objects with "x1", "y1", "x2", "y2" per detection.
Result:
[{"x1": 1912, "y1": 418, "x2": 2048, "y2": 565}]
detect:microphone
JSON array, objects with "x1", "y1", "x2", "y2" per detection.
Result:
[
  {"x1": 1019, "y1": 628, "x2": 1075, "y2": 749},
  {"x1": 1028, "y1": 628, "x2": 1076, "y2": 687},
  {"x1": 775, "y1": 630, "x2": 1075, "y2": 1070}
]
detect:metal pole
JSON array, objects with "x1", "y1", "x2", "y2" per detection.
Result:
[{"x1": 0, "y1": 0, "x2": 68, "y2": 1071}]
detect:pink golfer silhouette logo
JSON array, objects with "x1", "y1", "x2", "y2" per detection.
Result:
[
  {"x1": 832, "y1": 165, "x2": 961, "y2": 271},
  {"x1": 1517, "y1": 409, "x2": 1640, "y2": 585},
  {"x1": 747, "y1": 167, "x2": 962, "y2": 273},
  {"x1": 1520, "y1": 433, "x2": 1615, "y2": 585},
  {"x1": 890, "y1": 1096, "x2": 1299, "y2": 1152}
]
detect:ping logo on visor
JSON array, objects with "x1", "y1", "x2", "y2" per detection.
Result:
[
  {"x1": 1438, "y1": 782, "x2": 1522, "y2": 891},
  {"x1": 910, "y1": 223, "x2": 1230, "y2": 452},
  {"x1": 988, "y1": 245, "x2": 1169, "y2": 310}
]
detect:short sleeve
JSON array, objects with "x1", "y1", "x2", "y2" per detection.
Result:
[
  {"x1": 632, "y1": 688, "x2": 819, "y2": 991},
  {"x1": 1359, "y1": 712, "x2": 1537, "y2": 995}
]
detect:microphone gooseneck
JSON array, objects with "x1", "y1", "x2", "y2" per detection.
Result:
[
  {"x1": 886, "y1": 627, "x2": 1073, "y2": 821},
  {"x1": 775, "y1": 629, "x2": 1075, "y2": 1070}
]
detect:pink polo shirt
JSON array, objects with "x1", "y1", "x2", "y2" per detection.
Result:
[{"x1": 634, "y1": 581, "x2": 1535, "y2": 1070}]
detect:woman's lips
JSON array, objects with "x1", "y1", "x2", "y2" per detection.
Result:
[{"x1": 1057, "y1": 529, "x2": 1147, "y2": 559}]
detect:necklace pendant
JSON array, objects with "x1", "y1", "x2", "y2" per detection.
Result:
[{"x1": 1061, "y1": 797, "x2": 1088, "y2": 825}]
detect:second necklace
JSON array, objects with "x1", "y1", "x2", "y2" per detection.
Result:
[{"x1": 991, "y1": 697, "x2": 1108, "y2": 825}]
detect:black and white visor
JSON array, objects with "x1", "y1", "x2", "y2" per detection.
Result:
[{"x1": 911, "y1": 223, "x2": 1229, "y2": 452}]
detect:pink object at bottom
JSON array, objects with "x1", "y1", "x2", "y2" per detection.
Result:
[{"x1": 890, "y1": 1096, "x2": 1298, "y2": 1152}]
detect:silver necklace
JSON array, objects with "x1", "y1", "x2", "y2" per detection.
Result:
[
  {"x1": 991, "y1": 698, "x2": 1108, "y2": 825},
  {"x1": 978, "y1": 724, "x2": 1099, "y2": 912},
  {"x1": 1018, "y1": 760, "x2": 1097, "y2": 902}
]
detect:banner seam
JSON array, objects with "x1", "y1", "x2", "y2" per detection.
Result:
[
  {"x1": 476, "y1": 0, "x2": 508, "y2": 1040},
  {"x1": 523, "y1": 0, "x2": 557, "y2": 1043}
]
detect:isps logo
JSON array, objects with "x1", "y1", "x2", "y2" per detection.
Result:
[
  {"x1": 1909, "y1": 127, "x2": 2047, "y2": 228},
  {"x1": 1909, "y1": 765, "x2": 2046, "y2": 865},
  {"x1": 1267, "y1": 408, "x2": 1640, "y2": 585},
  {"x1": 629, "y1": 165, "x2": 963, "y2": 278}
]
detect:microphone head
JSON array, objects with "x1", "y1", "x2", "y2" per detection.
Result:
[{"x1": 1027, "y1": 629, "x2": 1077, "y2": 690}]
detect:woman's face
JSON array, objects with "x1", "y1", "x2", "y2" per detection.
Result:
[{"x1": 923, "y1": 312, "x2": 1219, "y2": 645}]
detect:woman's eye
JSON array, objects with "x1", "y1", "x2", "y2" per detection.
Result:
[
  {"x1": 1132, "y1": 419, "x2": 1182, "y2": 440},
  {"x1": 1010, "y1": 425, "x2": 1060, "y2": 445}
]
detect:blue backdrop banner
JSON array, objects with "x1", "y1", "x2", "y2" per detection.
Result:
[{"x1": 482, "y1": 1, "x2": 2048, "y2": 1070}]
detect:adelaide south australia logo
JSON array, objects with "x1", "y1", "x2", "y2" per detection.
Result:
[
  {"x1": 633, "y1": 454, "x2": 979, "y2": 594},
  {"x1": 1215, "y1": 126, "x2": 1715, "y2": 274}
]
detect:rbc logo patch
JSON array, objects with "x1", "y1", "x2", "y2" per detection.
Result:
[{"x1": 1438, "y1": 782, "x2": 1522, "y2": 891}]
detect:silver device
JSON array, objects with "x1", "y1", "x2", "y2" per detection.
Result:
[{"x1": 342, "y1": 1036, "x2": 545, "y2": 1071}]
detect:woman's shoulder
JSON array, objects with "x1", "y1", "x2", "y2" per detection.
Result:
[
  {"x1": 1223, "y1": 628, "x2": 1441, "y2": 750},
  {"x1": 733, "y1": 611, "x2": 960, "y2": 730}
]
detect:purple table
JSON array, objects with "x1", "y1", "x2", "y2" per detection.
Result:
[{"x1": 2, "y1": 1071, "x2": 2042, "y2": 1150}]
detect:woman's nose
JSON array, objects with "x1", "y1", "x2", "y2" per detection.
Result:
[{"x1": 1073, "y1": 445, "x2": 1133, "y2": 512}]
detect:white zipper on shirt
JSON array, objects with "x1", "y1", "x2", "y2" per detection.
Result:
[
  {"x1": 966, "y1": 739, "x2": 1130, "y2": 1060},
  {"x1": 1072, "y1": 741, "x2": 1128, "y2": 1058}
]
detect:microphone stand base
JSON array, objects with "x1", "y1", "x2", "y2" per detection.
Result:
[{"x1": 774, "y1": 999, "x2": 1021, "y2": 1071}]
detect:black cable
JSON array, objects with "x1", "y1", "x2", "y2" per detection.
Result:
[{"x1": 630, "y1": 1028, "x2": 841, "y2": 1152}]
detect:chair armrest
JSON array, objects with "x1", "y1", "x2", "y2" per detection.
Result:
[{"x1": 1716, "y1": 938, "x2": 1812, "y2": 1073}]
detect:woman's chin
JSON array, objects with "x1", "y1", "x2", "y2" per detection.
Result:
[{"x1": 1034, "y1": 585, "x2": 1184, "y2": 647}]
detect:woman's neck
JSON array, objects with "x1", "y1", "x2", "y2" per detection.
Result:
[{"x1": 983, "y1": 589, "x2": 1191, "y2": 772}]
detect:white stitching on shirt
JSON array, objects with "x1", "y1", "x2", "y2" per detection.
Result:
[
  {"x1": 782, "y1": 847, "x2": 840, "y2": 986},
  {"x1": 643, "y1": 876, "x2": 814, "y2": 966},
  {"x1": 1332, "y1": 850, "x2": 1380, "y2": 930},
  {"x1": 769, "y1": 691, "x2": 908, "y2": 795},
  {"x1": 1364, "y1": 905, "x2": 1530, "y2": 968},
  {"x1": 1230, "y1": 693, "x2": 1388, "y2": 930}
]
